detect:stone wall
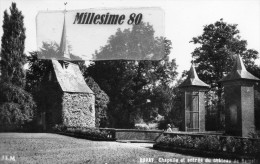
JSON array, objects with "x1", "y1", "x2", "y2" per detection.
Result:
[
  {"x1": 224, "y1": 83, "x2": 256, "y2": 137},
  {"x1": 224, "y1": 85, "x2": 241, "y2": 136},
  {"x1": 241, "y1": 86, "x2": 255, "y2": 137},
  {"x1": 255, "y1": 86, "x2": 260, "y2": 130},
  {"x1": 62, "y1": 92, "x2": 95, "y2": 128},
  {"x1": 199, "y1": 92, "x2": 206, "y2": 132}
]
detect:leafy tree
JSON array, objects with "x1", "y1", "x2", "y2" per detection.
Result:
[
  {"x1": 191, "y1": 19, "x2": 259, "y2": 89},
  {"x1": 85, "y1": 76, "x2": 109, "y2": 127},
  {"x1": 157, "y1": 77, "x2": 185, "y2": 130},
  {"x1": 37, "y1": 41, "x2": 83, "y2": 60},
  {"x1": 192, "y1": 19, "x2": 260, "y2": 86},
  {"x1": 0, "y1": 3, "x2": 26, "y2": 87},
  {"x1": 26, "y1": 51, "x2": 52, "y2": 92},
  {"x1": 86, "y1": 23, "x2": 178, "y2": 128},
  {"x1": 190, "y1": 19, "x2": 260, "y2": 129}
]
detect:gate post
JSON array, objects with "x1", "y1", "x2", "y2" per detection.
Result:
[
  {"x1": 220, "y1": 55, "x2": 259, "y2": 137},
  {"x1": 179, "y1": 64, "x2": 209, "y2": 132}
]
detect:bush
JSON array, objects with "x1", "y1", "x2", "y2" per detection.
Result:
[
  {"x1": 243, "y1": 139, "x2": 253, "y2": 154},
  {"x1": 193, "y1": 137, "x2": 201, "y2": 149},
  {"x1": 0, "y1": 82, "x2": 36, "y2": 130},
  {"x1": 157, "y1": 136, "x2": 171, "y2": 146},
  {"x1": 253, "y1": 140, "x2": 260, "y2": 155},
  {"x1": 52, "y1": 124, "x2": 67, "y2": 132},
  {"x1": 198, "y1": 136, "x2": 221, "y2": 152},
  {"x1": 174, "y1": 135, "x2": 184, "y2": 147},
  {"x1": 225, "y1": 137, "x2": 235, "y2": 152},
  {"x1": 207, "y1": 136, "x2": 221, "y2": 151},
  {"x1": 182, "y1": 136, "x2": 193, "y2": 148},
  {"x1": 52, "y1": 125, "x2": 113, "y2": 141},
  {"x1": 154, "y1": 135, "x2": 260, "y2": 157},
  {"x1": 0, "y1": 103, "x2": 24, "y2": 124},
  {"x1": 224, "y1": 137, "x2": 243, "y2": 153},
  {"x1": 70, "y1": 128, "x2": 111, "y2": 140}
]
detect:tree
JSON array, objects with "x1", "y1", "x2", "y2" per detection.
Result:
[
  {"x1": 85, "y1": 77, "x2": 109, "y2": 127},
  {"x1": 26, "y1": 51, "x2": 52, "y2": 92},
  {"x1": 0, "y1": 3, "x2": 26, "y2": 87},
  {"x1": 191, "y1": 19, "x2": 259, "y2": 88},
  {"x1": 86, "y1": 22, "x2": 178, "y2": 128},
  {"x1": 190, "y1": 19, "x2": 260, "y2": 129},
  {"x1": 0, "y1": 3, "x2": 36, "y2": 131}
]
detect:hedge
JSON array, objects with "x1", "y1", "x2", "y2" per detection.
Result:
[
  {"x1": 52, "y1": 124, "x2": 115, "y2": 141},
  {"x1": 154, "y1": 135, "x2": 260, "y2": 159}
]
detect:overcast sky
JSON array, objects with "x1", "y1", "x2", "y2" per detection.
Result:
[{"x1": 0, "y1": 0, "x2": 259, "y2": 75}]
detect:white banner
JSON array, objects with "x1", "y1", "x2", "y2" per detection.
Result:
[{"x1": 36, "y1": 8, "x2": 165, "y2": 61}]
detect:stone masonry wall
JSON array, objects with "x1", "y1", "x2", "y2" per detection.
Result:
[
  {"x1": 199, "y1": 91, "x2": 205, "y2": 132},
  {"x1": 241, "y1": 86, "x2": 255, "y2": 137},
  {"x1": 62, "y1": 92, "x2": 95, "y2": 128},
  {"x1": 224, "y1": 85, "x2": 241, "y2": 136}
]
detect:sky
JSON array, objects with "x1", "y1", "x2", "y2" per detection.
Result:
[{"x1": 0, "y1": 0, "x2": 260, "y2": 75}]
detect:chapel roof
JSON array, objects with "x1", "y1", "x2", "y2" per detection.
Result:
[{"x1": 52, "y1": 60, "x2": 94, "y2": 94}]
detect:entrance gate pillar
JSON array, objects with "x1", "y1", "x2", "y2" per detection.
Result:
[
  {"x1": 220, "y1": 55, "x2": 259, "y2": 137},
  {"x1": 179, "y1": 65, "x2": 209, "y2": 132}
]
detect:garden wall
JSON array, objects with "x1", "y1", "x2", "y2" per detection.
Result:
[{"x1": 114, "y1": 129, "x2": 163, "y2": 141}]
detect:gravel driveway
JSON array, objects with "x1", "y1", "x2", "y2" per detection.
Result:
[{"x1": 0, "y1": 133, "x2": 254, "y2": 164}]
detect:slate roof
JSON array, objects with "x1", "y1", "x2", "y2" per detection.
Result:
[
  {"x1": 220, "y1": 55, "x2": 260, "y2": 82},
  {"x1": 179, "y1": 64, "x2": 210, "y2": 88},
  {"x1": 52, "y1": 60, "x2": 93, "y2": 93}
]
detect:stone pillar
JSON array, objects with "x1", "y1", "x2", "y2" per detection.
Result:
[
  {"x1": 222, "y1": 81, "x2": 256, "y2": 136},
  {"x1": 179, "y1": 65, "x2": 209, "y2": 132},
  {"x1": 220, "y1": 55, "x2": 259, "y2": 137}
]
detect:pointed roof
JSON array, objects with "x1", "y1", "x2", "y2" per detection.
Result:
[
  {"x1": 220, "y1": 55, "x2": 260, "y2": 82},
  {"x1": 179, "y1": 64, "x2": 210, "y2": 88},
  {"x1": 59, "y1": 13, "x2": 70, "y2": 59},
  {"x1": 52, "y1": 60, "x2": 93, "y2": 94}
]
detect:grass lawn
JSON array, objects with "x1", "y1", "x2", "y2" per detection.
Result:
[{"x1": 0, "y1": 133, "x2": 252, "y2": 164}]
